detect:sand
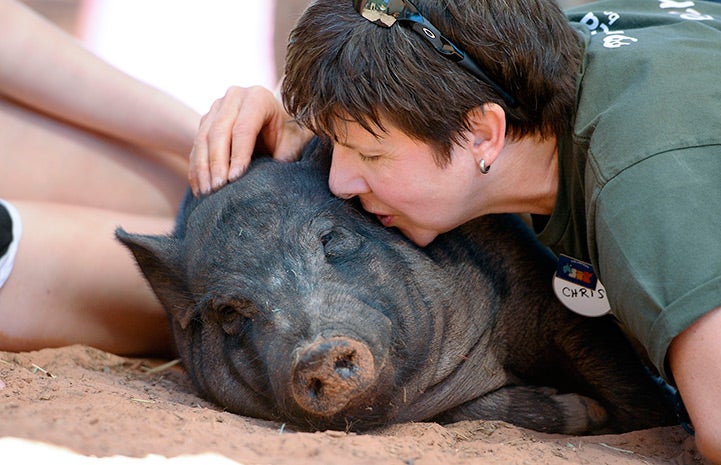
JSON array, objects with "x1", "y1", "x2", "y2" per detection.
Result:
[{"x1": 0, "y1": 344, "x2": 708, "y2": 464}]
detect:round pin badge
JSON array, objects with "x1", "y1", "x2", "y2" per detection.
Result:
[
  {"x1": 552, "y1": 254, "x2": 610, "y2": 317},
  {"x1": 552, "y1": 275, "x2": 610, "y2": 317}
]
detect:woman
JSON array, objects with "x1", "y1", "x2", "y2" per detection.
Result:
[
  {"x1": 189, "y1": 0, "x2": 721, "y2": 461},
  {"x1": 0, "y1": 0, "x2": 200, "y2": 356}
]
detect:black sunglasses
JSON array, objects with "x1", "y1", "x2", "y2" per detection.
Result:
[{"x1": 354, "y1": 0, "x2": 517, "y2": 107}]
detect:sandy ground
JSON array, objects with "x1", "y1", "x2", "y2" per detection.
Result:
[{"x1": 0, "y1": 344, "x2": 709, "y2": 465}]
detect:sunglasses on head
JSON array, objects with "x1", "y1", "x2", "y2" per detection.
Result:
[{"x1": 354, "y1": 0, "x2": 517, "y2": 107}]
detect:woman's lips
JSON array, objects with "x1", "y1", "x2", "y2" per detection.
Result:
[{"x1": 359, "y1": 199, "x2": 395, "y2": 227}]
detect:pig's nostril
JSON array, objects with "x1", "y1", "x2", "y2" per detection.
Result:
[
  {"x1": 308, "y1": 378, "x2": 324, "y2": 399},
  {"x1": 334, "y1": 354, "x2": 357, "y2": 379},
  {"x1": 291, "y1": 337, "x2": 376, "y2": 415}
]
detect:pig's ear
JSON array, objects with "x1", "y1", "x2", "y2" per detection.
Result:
[
  {"x1": 298, "y1": 136, "x2": 332, "y2": 173},
  {"x1": 115, "y1": 228, "x2": 194, "y2": 329}
]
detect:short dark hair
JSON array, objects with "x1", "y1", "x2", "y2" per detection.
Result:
[{"x1": 282, "y1": 0, "x2": 582, "y2": 165}]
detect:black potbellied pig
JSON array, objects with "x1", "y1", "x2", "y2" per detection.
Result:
[{"x1": 116, "y1": 137, "x2": 676, "y2": 434}]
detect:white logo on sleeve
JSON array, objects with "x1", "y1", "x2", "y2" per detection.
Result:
[
  {"x1": 579, "y1": 11, "x2": 639, "y2": 49},
  {"x1": 578, "y1": 0, "x2": 715, "y2": 49}
]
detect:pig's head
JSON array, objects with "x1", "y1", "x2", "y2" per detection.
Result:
[{"x1": 116, "y1": 138, "x2": 459, "y2": 431}]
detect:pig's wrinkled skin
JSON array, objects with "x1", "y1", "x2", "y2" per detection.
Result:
[{"x1": 117, "y1": 138, "x2": 676, "y2": 434}]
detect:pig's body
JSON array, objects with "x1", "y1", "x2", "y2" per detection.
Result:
[{"x1": 117, "y1": 138, "x2": 676, "y2": 434}]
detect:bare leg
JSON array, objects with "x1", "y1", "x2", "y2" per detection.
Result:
[
  {"x1": 0, "y1": 200, "x2": 176, "y2": 357},
  {"x1": 0, "y1": 97, "x2": 187, "y2": 216}
]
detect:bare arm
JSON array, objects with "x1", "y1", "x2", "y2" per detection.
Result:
[
  {"x1": 668, "y1": 306, "x2": 721, "y2": 464},
  {"x1": 0, "y1": 0, "x2": 199, "y2": 157}
]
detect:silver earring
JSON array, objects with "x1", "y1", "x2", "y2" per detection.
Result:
[{"x1": 479, "y1": 159, "x2": 490, "y2": 174}]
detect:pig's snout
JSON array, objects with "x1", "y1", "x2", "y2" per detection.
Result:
[{"x1": 291, "y1": 336, "x2": 376, "y2": 416}]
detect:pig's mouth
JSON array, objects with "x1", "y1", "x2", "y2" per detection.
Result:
[{"x1": 289, "y1": 336, "x2": 381, "y2": 419}]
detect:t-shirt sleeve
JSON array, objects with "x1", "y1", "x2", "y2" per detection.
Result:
[{"x1": 591, "y1": 145, "x2": 721, "y2": 380}]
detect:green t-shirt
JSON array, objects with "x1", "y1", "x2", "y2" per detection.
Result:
[{"x1": 536, "y1": 0, "x2": 721, "y2": 380}]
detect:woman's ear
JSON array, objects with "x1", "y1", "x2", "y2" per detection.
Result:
[{"x1": 466, "y1": 103, "x2": 506, "y2": 168}]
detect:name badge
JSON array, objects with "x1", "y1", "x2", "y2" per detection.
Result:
[{"x1": 552, "y1": 255, "x2": 610, "y2": 317}]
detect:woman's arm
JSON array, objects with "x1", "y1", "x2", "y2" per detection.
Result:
[{"x1": 0, "y1": 0, "x2": 199, "y2": 157}]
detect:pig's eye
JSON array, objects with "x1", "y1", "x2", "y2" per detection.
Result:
[
  {"x1": 211, "y1": 300, "x2": 255, "y2": 336},
  {"x1": 218, "y1": 306, "x2": 245, "y2": 336},
  {"x1": 320, "y1": 227, "x2": 361, "y2": 260},
  {"x1": 320, "y1": 230, "x2": 336, "y2": 246}
]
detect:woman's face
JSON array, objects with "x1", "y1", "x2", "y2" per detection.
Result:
[{"x1": 328, "y1": 120, "x2": 482, "y2": 247}]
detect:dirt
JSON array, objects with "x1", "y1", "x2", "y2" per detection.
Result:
[{"x1": 0, "y1": 344, "x2": 708, "y2": 464}]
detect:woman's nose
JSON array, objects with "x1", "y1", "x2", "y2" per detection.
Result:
[{"x1": 329, "y1": 147, "x2": 370, "y2": 199}]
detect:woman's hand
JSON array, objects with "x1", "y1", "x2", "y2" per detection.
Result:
[{"x1": 189, "y1": 85, "x2": 312, "y2": 195}]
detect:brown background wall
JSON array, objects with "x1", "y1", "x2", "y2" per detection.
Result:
[{"x1": 22, "y1": 0, "x2": 593, "y2": 87}]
